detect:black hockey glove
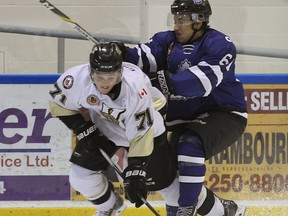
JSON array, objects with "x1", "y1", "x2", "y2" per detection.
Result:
[
  {"x1": 75, "y1": 121, "x2": 98, "y2": 143},
  {"x1": 123, "y1": 160, "x2": 148, "y2": 208},
  {"x1": 148, "y1": 70, "x2": 173, "y2": 95},
  {"x1": 110, "y1": 41, "x2": 127, "y2": 61}
]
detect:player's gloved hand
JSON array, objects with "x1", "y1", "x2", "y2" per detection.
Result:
[
  {"x1": 123, "y1": 162, "x2": 147, "y2": 208},
  {"x1": 75, "y1": 121, "x2": 98, "y2": 143},
  {"x1": 148, "y1": 70, "x2": 174, "y2": 95},
  {"x1": 110, "y1": 41, "x2": 127, "y2": 61}
]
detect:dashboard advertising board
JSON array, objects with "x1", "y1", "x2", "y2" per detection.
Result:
[
  {"x1": 0, "y1": 78, "x2": 71, "y2": 201},
  {"x1": 0, "y1": 74, "x2": 287, "y2": 202}
]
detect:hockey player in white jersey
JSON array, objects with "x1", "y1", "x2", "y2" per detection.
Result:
[{"x1": 48, "y1": 42, "x2": 178, "y2": 216}]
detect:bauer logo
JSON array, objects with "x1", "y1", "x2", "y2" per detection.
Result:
[{"x1": 125, "y1": 170, "x2": 146, "y2": 178}]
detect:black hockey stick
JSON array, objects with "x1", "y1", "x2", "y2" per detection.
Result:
[
  {"x1": 99, "y1": 148, "x2": 161, "y2": 216},
  {"x1": 39, "y1": 0, "x2": 98, "y2": 44}
]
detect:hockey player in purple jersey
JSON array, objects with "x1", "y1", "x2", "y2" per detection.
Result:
[{"x1": 115, "y1": 0, "x2": 248, "y2": 215}]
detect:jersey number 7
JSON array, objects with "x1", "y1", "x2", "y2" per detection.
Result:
[{"x1": 135, "y1": 108, "x2": 153, "y2": 131}]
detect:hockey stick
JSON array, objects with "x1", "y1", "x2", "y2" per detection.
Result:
[
  {"x1": 39, "y1": 0, "x2": 98, "y2": 44},
  {"x1": 99, "y1": 148, "x2": 161, "y2": 216}
]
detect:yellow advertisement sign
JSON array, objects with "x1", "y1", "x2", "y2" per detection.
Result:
[{"x1": 205, "y1": 84, "x2": 288, "y2": 200}]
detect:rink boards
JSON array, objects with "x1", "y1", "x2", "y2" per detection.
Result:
[{"x1": 0, "y1": 74, "x2": 288, "y2": 216}]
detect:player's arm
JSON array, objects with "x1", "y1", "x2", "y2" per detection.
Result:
[
  {"x1": 125, "y1": 88, "x2": 155, "y2": 159},
  {"x1": 48, "y1": 74, "x2": 100, "y2": 146},
  {"x1": 122, "y1": 85, "x2": 156, "y2": 208},
  {"x1": 123, "y1": 128, "x2": 154, "y2": 208},
  {"x1": 49, "y1": 101, "x2": 99, "y2": 147},
  {"x1": 171, "y1": 35, "x2": 237, "y2": 98},
  {"x1": 114, "y1": 31, "x2": 174, "y2": 74},
  {"x1": 124, "y1": 108, "x2": 154, "y2": 204}
]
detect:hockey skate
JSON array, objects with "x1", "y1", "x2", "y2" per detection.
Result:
[
  {"x1": 219, "y1": 197, "x2": 247, "y2": 216},
  {"x1": 93, "y1": 193, "x2": 126, "y2": 216},
  {"x1": 176, "y1": 206, "x2": 197, "y2": 216}
]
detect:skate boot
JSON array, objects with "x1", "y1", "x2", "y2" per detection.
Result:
[
  {"x1": 219, "y1": 197, "x2": 247, "y2": 216},
  {"x1": 93, "y1": 192, "x2": 126, "y2": 216},
  {"x1": 176, "y1": 206, "x2": 197, "y2": 216},
  {"x1": 235, "y1": 205, "x2": 247, "y2": 216}
]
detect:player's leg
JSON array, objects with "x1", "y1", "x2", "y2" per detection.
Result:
[
  {"x1": 69, "y1": 135, "x2": 126, "y2": 216},
  {"x1": 186, "y1": 111, "x2": 247, "y2": 216},
  {"x1": 69, "y1": 164, "x2": 126, "y2": 216},
  {"x1": 175, "y1": 129, "x2": 206, "y2": 215},
  {"x1": 145, "y1": 132, "x2": 179, "y2": 213},
  {"x1": 160, "y1": 175, "x2": 179, "y2": 216}
]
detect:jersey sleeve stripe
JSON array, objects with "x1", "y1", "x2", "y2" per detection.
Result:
[
  {"x1": 136, "y1": 45, "x2": 144, "y2": 69},
  {"x1": 199, "y1": 61, "x2": 223, "y2": 86},
  {"x1": 140, "y1": 44, "x2": 157, "y2": 72},
  {"x1": 189, "y1": 66, "x2": 212, "y2": 97}
]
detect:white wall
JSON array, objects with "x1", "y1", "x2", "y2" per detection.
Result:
[{"x1": 0, "y1": 0, "x2": 287, "y2": 74}]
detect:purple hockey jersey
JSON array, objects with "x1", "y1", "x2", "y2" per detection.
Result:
[{"x1": 125, "y1": 29, "x2": 247, "y2": 125}]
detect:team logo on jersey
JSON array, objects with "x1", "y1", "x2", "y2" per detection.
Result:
[
  {"x1": 177, "y1": 59, "x2": 192, "y2": 72},
  {"x1": 62, "y1": 75, "x2": 74, "y2": 89},
  {"x1": 100, "y1": 103, "x2": 125, "y2": 124},
  {"x1": 138, "y1": 88, "x2": 148, "y2": 99},
  {"x1": 183, "y1": 44, "x2": 194, "y2": 54},
  {"x1": 87, "y1": 94, "x2": 99, "y2": 105}
]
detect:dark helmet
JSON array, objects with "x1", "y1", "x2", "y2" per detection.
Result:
[
  {"x1": 171, "y1": 0, "x2": 212, "y2": 22},
  {"x1": 90, "y1": 42, "x2": 123, "y2": 72}
]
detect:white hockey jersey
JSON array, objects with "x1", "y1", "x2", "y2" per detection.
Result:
[{"x1": 49, "y1": 62, "x2": 166, "y2": 158}]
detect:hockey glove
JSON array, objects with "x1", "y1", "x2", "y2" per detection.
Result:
[
  {"x1": 123, "y1": 163, "x2": 147, "y2": 208},
  {"x1": 110, "y1": 41, "x2": 127, "y2": 61},
  {"x1": 149, "y1": 70, "x2": 173, "y2": 95},
  {"x1": 75, "y1": 121, "x2": 98, "y2": 143}
]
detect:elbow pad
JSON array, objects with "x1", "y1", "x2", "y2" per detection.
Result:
[
  {"x1": 58, "y1": 114, "x2": 87, "y2": 132},
  {"x1": 59, "y1": 114, "x2": 97, "y2": 143}
]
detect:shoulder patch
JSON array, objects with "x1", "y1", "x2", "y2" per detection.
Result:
[
  {"x1": 63, "y1": 75, "x2": 74, "y2": 89},
  {"x1": 87, "y1": 94, "x2": 99, "y2": 105}
]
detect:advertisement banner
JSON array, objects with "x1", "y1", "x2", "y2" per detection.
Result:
[
  {"x1": 0, "y1": 74, "x2": 287, "y2": 203},
  {"x1": 0, "y1": 84, "x2": 71, "y2": 200},
  {"x1": 205, "y1": 84, "x2": 288, "y2": 200}
]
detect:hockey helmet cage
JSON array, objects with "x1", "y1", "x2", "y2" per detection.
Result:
[
  {"x1": 90, "y1": 42, "x2": 123, "y2": 72},
  {"x1": 171, "y1": 0, "x2": 212, "y2": 23}
]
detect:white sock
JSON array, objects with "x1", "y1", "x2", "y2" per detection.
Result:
[
  {"x1": 95, "y1": 191, "x2": 116, "y2": 211},
  {"x1": 204, "y1": 195, "x2": 224, "y2": 216}
]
